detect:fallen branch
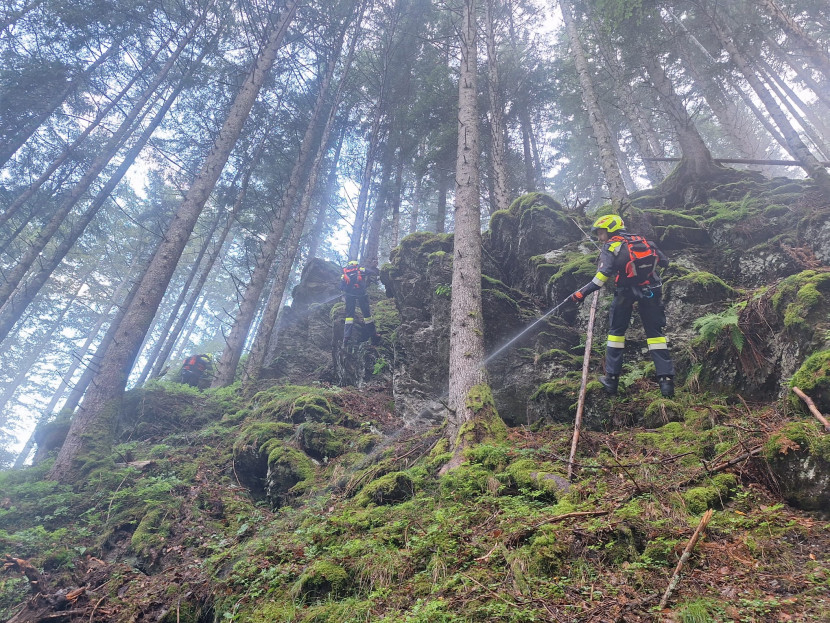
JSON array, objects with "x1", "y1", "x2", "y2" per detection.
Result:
[
  {"x1": 792, "y1": 386, "x2": 830, "y2": 432},
  {"x1": 568, "y1": 290, "x2": 600, "y2": 480},
  {"x1": 659, "y1": 508, "x2": 714, "y2": 609}
]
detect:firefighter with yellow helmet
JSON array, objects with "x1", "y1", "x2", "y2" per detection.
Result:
[{"x1": 569, "y1": 214, "x2": 675, "y2": 397}]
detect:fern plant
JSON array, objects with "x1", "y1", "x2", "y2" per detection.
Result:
[{"x1": 692, "y1": 302, "x2": 746, "y2": 352}]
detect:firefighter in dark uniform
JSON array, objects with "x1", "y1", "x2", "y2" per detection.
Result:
[
  {"x1": 340, "y1": 258, "x2": 380, "y2": 345},
  {"x1": 569, "y1": 214, "x2": 675, "y2": 397},
  {"x1": 180, "y1": 353, "x2": 213, "y2": 388}
]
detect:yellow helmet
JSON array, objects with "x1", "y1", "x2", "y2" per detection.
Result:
[
  {"x1": 347, "y1": 260, "x2": 359, "y2": 266},
  {"x1": 591, "y1": 214, "x2": 624, "y2": 234}
]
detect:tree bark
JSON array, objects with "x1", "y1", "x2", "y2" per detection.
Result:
[
  {"x1": 485, "y1": 0, "x2": 511, "y2": 214},
  {"x1": 0, "y1": 17, "x2": 201, "y2": 314},
  {"x1": 49, "y1": 1, "x2": 299, "y2": 481},
  {"x1": 758, "y1": 0, "x2": 830, "y2": 82},
  {"x1": 560, "y1": 0, "x2": 628, "y2": 209},
  {"x1": 706, "y1": 2, "x2": 830, "y2": 193},
  {"x1": 447, "y1": 0, "x2": 492, "y2": 454},
  {"x1": 244, "y1": 3, "x2": 363, "y2": 383},
  {"x1": 212, "y1": 7, "x2": 333, "y2": 388}
]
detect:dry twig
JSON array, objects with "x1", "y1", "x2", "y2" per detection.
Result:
[
  {"x1": 792, "y1": 386, "x2": 830, "y2": 432},
  {"x1": 658, "y1": 508, "x2": 714, "y2": 609}
]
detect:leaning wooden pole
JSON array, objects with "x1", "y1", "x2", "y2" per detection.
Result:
[
  {"x1": 568, "y1": 290, "x2": 600, "y2": 480},
  {"x1": 792, "y1": 386, "x2": 830, "y2": 432},
  {"x1": 659, "y1": 509, "x2": 714, "y2": 609}
]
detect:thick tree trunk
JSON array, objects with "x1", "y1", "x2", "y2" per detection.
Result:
[
  {"x1": 49, "y1": 1, "x2": 299, "y2": 481},
  {"x1": 758, "y1": 0, "x2": 830, "y2": 82},
  {"x1": 707, "y1": 4, "x2": 830, "y2": 193},
  {"x1": 447, "y1": 0, "x2": 492, "y2": 452},
  {"x1": 641, "y1": 53, "x2": 718, "y2": 179},
  {"x1": 245, "y1": 6, "x2": 362, "y2": 382},
  {"x1": 212, "y1": 13, "x2": 335, "y2": 387},
  {"x1": 0, "y1": 75, "x2": 188, "y2": 343},
  {"x1": 0, "y1": 36, "x2": 121, "y2": 170},
  {"x1": 485, "y1": 0, "x2": 510, "y2": 214},
  {"x1": 560, "y1": 0, "x2": 628, "y2": 209},
  {"x1": 0, "y1": 19, "x2": 200, "y2": 314}
]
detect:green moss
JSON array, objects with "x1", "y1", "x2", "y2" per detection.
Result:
[
  {"x1": 682, "y1": 474, "x2": 737, "y2": 514},
  {"x1": 530, "y1": 378, "x2": 578, "y2": 401},
  {"x1": 507, "y1": 191, "x2": 562, "y2": 215},
  {"x1": 764, "y1": 422, "x2": 830, "y2": 462},
  {"x1": 548, "y1": 251, "x2": 599, "y2": 284},
  {"x1": 788, "y1": 351, "x2": 830, "y2": 410},
  {"x1": 674, "y1": 271, "x2": 736, "y2": 294},
  {"x1": 263, "y1": 440, "x2": 315, "y2": 497},
  {"x1": 503, "y1": 458, "x2": 566, "y2": 500},
  {"x1": 292, "y1": 559, "x2": 350, "y2": 600},
  {"x1": 770, "y1": 271, "x2": 830, "y2": 329},
  {"x1": 356, "y1": 471, "x2": 415, "y2": 506},
  {"x1": 529, "y1": 524, "x2": 570, "y2": 573},
  {"x1": 643, "y1": 398, "x2": 684, "y2": 428},
  {"x1": 235, "y1": 421, "x2": 293, "y2": 451},
  {"x1": 130, "y1": 506, "x2": 171, "y2": 558}
]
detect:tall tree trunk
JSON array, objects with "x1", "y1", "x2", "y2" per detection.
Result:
[
  {"x1": 49, "y1": 1, "x2": 299, "y2": 481},
  {"x1": 758, "y1": 0, "x2": 830, "y2": 82},
  {"x1": 0, "y1": 73, "x2": 190, "y2": 343},
  {"x1": 306, "y1": 123, "x2": 346, "y2": 261},
  {"x1": 41, "y1": 277, "x2": 131, "y2": 419},
  {"x1": 758, "y1": 58, "x2": 830, "y2": 159},
  {"x1": 447, "y1": 0, "x2": 496, "y2": 457},
  {"x1": 0, "y1": 281, "x2": 81, "y2": 417},
  {"x1": 435, "y1": 166, "x2": 450, "y2": 233},
  {"x1": 641, "y1": 53, "x2": 717, "y2": 178},
  {"x1": 0, "y1": 30, "x2": 174, "y2": 231},
  {"x1": 135, "y1": 212, "x2": 223, "y2": 385},
  {"x1": 485, "y1": 0, "x2": 510, "y2": 214},
  {"x1": 348, "y1": 104, "x2": 384, "y2": 260},
  {"x1": 0, "y1": 36, "x2": 122, "y2": 169},
  {"x1": 706, "y1": 3, "x2": 830, "y2": 193},
  {"x1": 765, "y1": 34, "x2": 830, "y2": 109},
  {"x1": 560, "y1": 0, "x2": 628, "y2": 209},
  {"x1": 212, "y1": 12, "x2": 335, "y2": 388},
  {"x1": 0, "y1": 17, "x2": 202, "y2": 314},
  {"x1": 150, "y1": 141, "x2": 266, "y2": 379},
  {"x1": 506, "y1": 5, "x2": 541, "y2": 191},
  {"x1": 245, "y1": 3, "x2": 363, "y2": 383}
]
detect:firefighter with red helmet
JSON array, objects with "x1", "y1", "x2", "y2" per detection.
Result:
[
  {"x1": 340, "y1": 258, "x2": 380, "y2": 345},
  {"x1": 569, "y1": 214, "x2": 675, "y2": 398}
]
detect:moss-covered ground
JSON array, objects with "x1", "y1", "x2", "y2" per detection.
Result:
[{"x1": 1, "y1": 378, "x2": 828, "y2": 622}]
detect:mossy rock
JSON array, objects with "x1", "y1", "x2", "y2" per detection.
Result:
[
  {"x1": 682, "y1": 473, "x2": 737, "y2": 514},
  {"x1": 130, "y1": 506, "x2": 171, "y2": 562},
  {"x1": 642, "y1": 398, "x2": 684, "y2": 428},
  {"x1": 763, "y1": 422, "x2": 830, "y2": 510},
  {"x1": 667, "y1": 271, "x2": 737, "y2": 305},
  {"x1": 264, "y1": 441, "x2": 315, "y2": 505},
  {"x1": 290, "y1": 394, "x2": 336, "y2": 424},
  {"x1": 789, "y1": 351, "x2": 830, "y2": 413},
  {"x1": 293, "y1": 559, "x2": 351, "y2": 600},
  {"x1": 503, "y1": 458, "x2": 569, "y2": 500},
  {"x1": 771, "y1": 271, "x2": 830, "y2": 332},
  {"x1": 296, "y1": 422, "x2": 349, "y2": 461},
  {"x1": 529, "y1": 524, "x2": 570, "y2": 573},
  {"x1": 356, "y1": 471, "x2": 415, "y2": 506}
]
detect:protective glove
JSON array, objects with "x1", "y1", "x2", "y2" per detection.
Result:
[{"x1": 570, "y1": 290, "x2": 585, "y2": 304}]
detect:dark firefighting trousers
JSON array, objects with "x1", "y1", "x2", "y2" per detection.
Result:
[
  {"x1": 605, "y1": 288, "x2": 674, "y2": 377},
  {"x1": 343, "y1": 293, "x2": 375, "y2": 341}
]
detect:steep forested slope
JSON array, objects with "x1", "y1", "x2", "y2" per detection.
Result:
[{"x1": 2, "y1": 180, "x2": 830, "y2": 622}]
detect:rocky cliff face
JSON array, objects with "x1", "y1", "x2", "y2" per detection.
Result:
[{"x1": 267, "y1": 181, "x2": 830, "y2": 509}]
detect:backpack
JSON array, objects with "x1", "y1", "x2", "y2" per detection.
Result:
[
  {"x1": 342, "y1": 265, "x2": 365, "y2": 291},
  {"x1": 613, "y1": 234, "x2": 659, "y2": 285}
]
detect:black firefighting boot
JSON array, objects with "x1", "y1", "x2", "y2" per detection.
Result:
[
  {"x1": 658, "y1": 375, "x2": 675, "y2": 398},
  {"x1": 599, "y1": 374, "x2": 619, "y2": 396}
]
